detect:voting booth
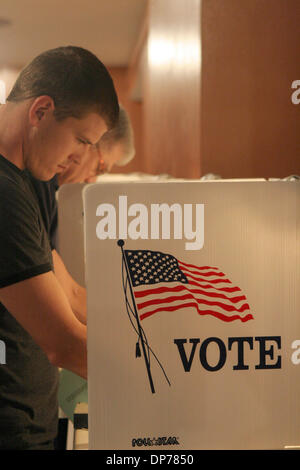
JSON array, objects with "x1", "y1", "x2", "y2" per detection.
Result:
[{"x1": 58, "y1": 179, "x2": 300, "y2": 450}]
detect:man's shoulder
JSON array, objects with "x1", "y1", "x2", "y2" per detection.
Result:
[
  {"x1": 0, "y1": 172, "x2": 38, "y2": 222},
  {"x1": 0, "y1": 173, "x2": 24, "y2": 197}
]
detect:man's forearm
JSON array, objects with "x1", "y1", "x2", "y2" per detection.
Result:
[
  {"x1": 71, "y1": 283, "x2": 87, "y2": 325},
  {"x1": 52, "y1": 249, "x2": 87, "y2": 325},
  {"x1": 49, "y1": 320, "x2": 87, "y2": 379}
]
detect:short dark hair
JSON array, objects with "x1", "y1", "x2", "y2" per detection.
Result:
[{"x1": 7, "y1": 46, "x2": 119, "y2": 129}]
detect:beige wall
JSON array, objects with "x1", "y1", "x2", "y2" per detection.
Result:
[
  {"x1": 126, "y1": 0, "x2": 300, "y2": 179},
  {"x1": 200, "y1": 0, "x2": 300, "y2": 179},
  {"x1": 143, "y1": 0, "x2": 202, "y2": 178},
  {"x1": 0, "y1": 67, "x2": 20, "y2": 100}
]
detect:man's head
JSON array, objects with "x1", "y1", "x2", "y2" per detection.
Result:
[
  {"x1": 57, "y1": 105, "x2": 135, "y2": 185},
  {"x1": 7, "y1": 46, "x2": 119, "y2": 180},
  {"x1": 8, "y1": 46, "x2": 119, "y2": 127}
]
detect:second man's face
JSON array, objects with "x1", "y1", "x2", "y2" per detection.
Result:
[
  {"x1": 57, "y1": 145, "x2": 101, "y2": 184},
  {"x1": 58, "y1": 142, "x2": 125, "y2": 185}
]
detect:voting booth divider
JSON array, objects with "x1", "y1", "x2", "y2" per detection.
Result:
[{"x1": 58, "y1": 179, "x2": 299, "y2": 450}]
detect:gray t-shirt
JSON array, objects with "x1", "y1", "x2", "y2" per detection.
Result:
[{"x1": 0, "y1": 154, "x2": 59, "y2": 449}]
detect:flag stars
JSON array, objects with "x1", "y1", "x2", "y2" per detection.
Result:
[{"x1": 125, "y1": 250, "x2": 188, "y2": 286}]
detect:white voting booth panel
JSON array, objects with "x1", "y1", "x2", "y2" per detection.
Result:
[
  {"x1": 59, "y1": 180, "x2": 299, "y2": 450},
  {"x1": 58, "y1": 183, "x2": 86, "y2": 286}
]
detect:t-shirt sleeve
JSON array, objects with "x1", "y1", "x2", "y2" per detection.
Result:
[
  {"x1": 0, "y1": 177, "x2": 53, "y2": 288},
  {"x1": 49, "y1": 178, "x2": 58, "y2": 251},
  {"x1": 27, "y1": 174, "x2": 58, "y2": 251},
  {"x1": 49, "y1": 203, "x2": 58, "y2": 251}
]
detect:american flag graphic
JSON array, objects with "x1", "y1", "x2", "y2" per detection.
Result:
[{"x1": 124, "y1": 249, "x2": 253, "y2": 323}]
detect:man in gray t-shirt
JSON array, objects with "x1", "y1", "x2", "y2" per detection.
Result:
[
  {"x1": 0, "y1": 46, "x2": 118, "y2": 449},
  {"x1": 0, "y1": 155, "x2": 58, "y2": 449}
]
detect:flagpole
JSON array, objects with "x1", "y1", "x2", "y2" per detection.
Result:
[{"x1": 118, "y1": 240, "x2": 155, "y2": 394}]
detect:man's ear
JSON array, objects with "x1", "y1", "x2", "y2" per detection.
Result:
[{"x1": 28, "y1": 95, "x2": 55, "y2": 126}]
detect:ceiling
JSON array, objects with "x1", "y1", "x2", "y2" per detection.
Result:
[{"x1": 0, "y1": 0, "x2": 147, "y2": 69}]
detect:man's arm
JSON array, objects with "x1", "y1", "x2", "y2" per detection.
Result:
[
  {"x1": 52, "y1": 249, "x2": 87, "y2": 325},
  {"x1": 0, "y1": 271, "x2": 87, "y2": 379}
]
